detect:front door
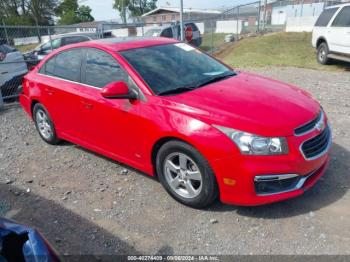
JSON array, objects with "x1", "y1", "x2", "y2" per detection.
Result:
[{"x1": 77, "y1": 48, "x2": 145, "y2": 166}]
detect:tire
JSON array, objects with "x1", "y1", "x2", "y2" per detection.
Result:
[
  {"x1": 33, "y1": 103, "x2": 60, "y2": 145},
  {"x1": 317, "y1": 42, "x2": 331, "y2": 65},
  {"x1": 156, "y1": 140, "x2": 218, "y2": 208}
]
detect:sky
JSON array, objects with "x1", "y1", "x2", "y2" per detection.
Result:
[{"x1": 84, "y1": 0, "x2": 251, "y2": 21}]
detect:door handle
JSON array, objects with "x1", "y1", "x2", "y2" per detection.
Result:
[
  {"x1": 44, "y1": 87, "x2": 55, "y2": 95},
  {"x1": 81, "y1": 100, "x2": 93, "y2": 109}
]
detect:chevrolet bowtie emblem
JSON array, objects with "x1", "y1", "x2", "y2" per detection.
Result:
[{"x1": 315, "y1": 120, "x2": 325, "y2": 132}]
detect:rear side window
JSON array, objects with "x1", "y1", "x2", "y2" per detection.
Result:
[
  {"x1": 161, "y1": 28, "x2": 173, "y2": 38},
  {"x1": 62, "y1": 36, "x2": 89, "y2": 46},
  {"x1": 331, "y1": 6, "x2": 350, "y2": 27},
  {"x1": 40, "y1": 49, "x2": 82, "y2": 82},
  {"x1": 315, "y1": 8, "x2": 338, "y2": 27},
  {"x1": 43, "y1": 57, "x2": 55, "y2": 75},
  {"x1": 83, "y1": 49, "x2": 127, "y2": 88}
]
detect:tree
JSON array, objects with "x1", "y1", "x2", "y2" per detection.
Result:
[
  {"x1": 113, "y1": 0, "x2": 157, "y2": 23},
  {"x1": 0, "y1": 0, "x2": 57, "y2": 26},
  {"x1": 128, "y1": 0, "x2": 157, "y2": 17},
  {"x1": 55, "y1": 0, "x2": 94, "y2": 25},
  {"x1": 77, "y1": 5, "x2": 94, "y2": 22},
  {"x1": 113, "y1": 0, "x2": 130, "y2": 24}
]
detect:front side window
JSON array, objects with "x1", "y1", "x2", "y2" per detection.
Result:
[
  {"x1": 315, "y1": 8, "x2": 339, "y2": 27},
  {"x1": 331, "y1": 6, "x2": 350, "y2": 27},
  {"x1": 83, "y1": 49, "x2": 127, "y2": 88},
  {"x1": 41, "y1": 49, "x2": 82, "y2": 82},
  {"x1": 120, "y1": 43, "x2": 234, "y2": 95}
]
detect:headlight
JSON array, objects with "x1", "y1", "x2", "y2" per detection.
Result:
[{"x1": 213, "y1": 125, "x2": 289, "y2": 155}]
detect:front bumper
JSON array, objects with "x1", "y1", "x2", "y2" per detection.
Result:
[{"x1": 211, "y1": 126, "x2": 331, "y2": 206}]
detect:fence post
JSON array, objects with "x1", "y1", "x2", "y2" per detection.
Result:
[
  {"x1": 263, "y1": 0, "x2": 267, "y2": 31},
  {"x1": 237, "y1": 6, "x2": 240, "y2": 39},
  {"x1": 2, "y1": 20, "x2": 10, "y2": 45},
  {"x1": 48, "y1": 27, "x2": 53, "y2": 51},
  {"x1": 257, "y1": 1, "x2": 261, "y2": 32},
  {"x1": 211, "y1": 19, "x2": 214, "y2": 55},
  {"x1": 0, "y1": 88, "x2": 4, "y2": 111}
]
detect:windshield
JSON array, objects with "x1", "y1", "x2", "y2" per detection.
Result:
[
  {"x1": 144, "y1": 28, "x2": 162, "y2": 37},
  {"x1": 120, "y1": 43, "x2": 233, "y2": 95}
]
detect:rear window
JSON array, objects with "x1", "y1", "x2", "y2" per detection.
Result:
[
  {"x1": 62, "y1": 36, "x2": 90, "y2": 46},
  {"x1": 315, "y1": 8, "x2": 339, "y2": 27}
]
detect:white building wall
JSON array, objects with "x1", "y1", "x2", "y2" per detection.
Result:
[
  {"x1": 195, "y1": 23, "x2": 205, "y2": 34},
  {"x1": 286, "y1": 16, "x2": 318, "y2": 32},
  {"x1": 272, "y1": 2, "x2": 325, "y2": 25},
  {"x1": 216, "y1": 20, "x2": 242, "y2": 34}
]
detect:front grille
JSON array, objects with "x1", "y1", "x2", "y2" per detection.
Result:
[
  {"x1": 295, "y1": 111, "x2": 322, "y2": 136},
  {"x1": 301, "y1": 125, "x2": 331, "y2": 159}
]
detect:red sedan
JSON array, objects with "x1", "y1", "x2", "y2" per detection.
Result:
[{"x1": 19, "y1": 38, "x2": 332, "y2": 208}]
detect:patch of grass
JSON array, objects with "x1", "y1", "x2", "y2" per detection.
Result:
[
  {"x1": 217, "y1": 32, "x2": 350, "y2": 71},
  {"x1": 200, "y1": 33, "x2": 227, "y2": 52},
  {"x1": 15, "y1": 43, "x2": 37, "y2": 53}
]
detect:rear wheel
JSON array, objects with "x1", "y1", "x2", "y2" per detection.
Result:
[
  {"x1": 317, "y1": 42, "x2": 331, "y2": 65},
  {"x1": 33, "y1": 103, "x2": 60, "y2": 145},
  {"x1": 156, "y1": 141, "x2": 218, "y2": 208}
]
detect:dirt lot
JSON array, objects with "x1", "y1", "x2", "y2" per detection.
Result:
[{"x1": 0, "y1": 67, "x2": 350, "y2": 256}]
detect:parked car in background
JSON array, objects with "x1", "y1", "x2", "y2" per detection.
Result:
[
  {"x1": 145, "y1": 22, "x2": 202, "y2": 47},
  {"x1": 312, "y1": 3, "x2": 350, "y2": 64},
  {"x1": 23, "y1": 33, "x2": 94, "y2": 66},
  {"x1": 0, "y1": 44, "x2": 28, "y2": 100},
  {"x1": 20, "y1": 38, "x2": 331, "y2": 208}
]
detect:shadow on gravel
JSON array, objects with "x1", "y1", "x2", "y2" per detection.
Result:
[
  {"x1": 208, "y1": 143, "x2": 349, "y2": 218},
  {"x1": 0, "y1": 183, "x2": 142, "y2": 257},
  {"x1": 0, "y1": 102, "x2": 20, "y2": 115}
]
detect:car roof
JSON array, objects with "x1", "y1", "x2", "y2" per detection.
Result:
[
  {"x1": 63, "y1": 37, "x2": 180, "y2": 52},
  {"x1": 326, "y1": 3, "x2": 350, "y2": 9}
]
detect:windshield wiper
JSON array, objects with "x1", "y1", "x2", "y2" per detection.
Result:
[
  {"x1": 157, "y1": 71, "x2": 236, "y2": 96},
  {"x1": 158, "y1": 86, "x2": 196, "y2": 96},
  {"x1": 194, "y1": 71, "x2": 236, "y2": 89}
]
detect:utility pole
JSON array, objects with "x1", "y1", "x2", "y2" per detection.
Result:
[{"x1": 180, "y1": 0, "x2": 184, "y2": 41}]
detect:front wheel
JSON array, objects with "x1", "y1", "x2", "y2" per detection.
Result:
[{"x1": 156, "y1": 141, "x2": 218, "y2": 208}]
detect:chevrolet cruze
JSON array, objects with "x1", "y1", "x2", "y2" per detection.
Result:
[{"x1": 19, "y1": 37, "x2": 332, "y2": 208}]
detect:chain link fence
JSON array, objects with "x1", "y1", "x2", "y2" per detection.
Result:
[{"x1": 0, "y1": 0, "x2": 345, "y2": 108}]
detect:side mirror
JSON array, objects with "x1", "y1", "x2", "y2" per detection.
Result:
[{"x1": 101, "y1": 81, "x2": 138, "y2": 100}]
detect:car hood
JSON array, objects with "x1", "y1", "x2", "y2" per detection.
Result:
[{"x1": 160, "y1": 72, "x2": 320, "y2": 137}]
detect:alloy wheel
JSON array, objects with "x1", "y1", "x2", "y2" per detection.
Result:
[
  {"x1": 35, "y1": 109, "x2": 53, "y2": 140},
  {"x1": 163, "y1": 152, "x2": 203, "y2": 198}
]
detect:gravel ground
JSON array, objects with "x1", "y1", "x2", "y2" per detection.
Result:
[{"x1": 0, "y1": 67, "x2": 349, "y2": 256}]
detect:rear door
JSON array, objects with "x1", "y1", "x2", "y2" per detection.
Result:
[
  {"x1": 37, "y1": 48, "x2": 83, "y2": 138},
  {"x1": 328, "y1": 6, "x2": 350, "y2": 54}
]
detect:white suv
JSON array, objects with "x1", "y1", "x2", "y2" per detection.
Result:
[{"x1": 312, "y1": 3, "x2": 350, "y2": 64}]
